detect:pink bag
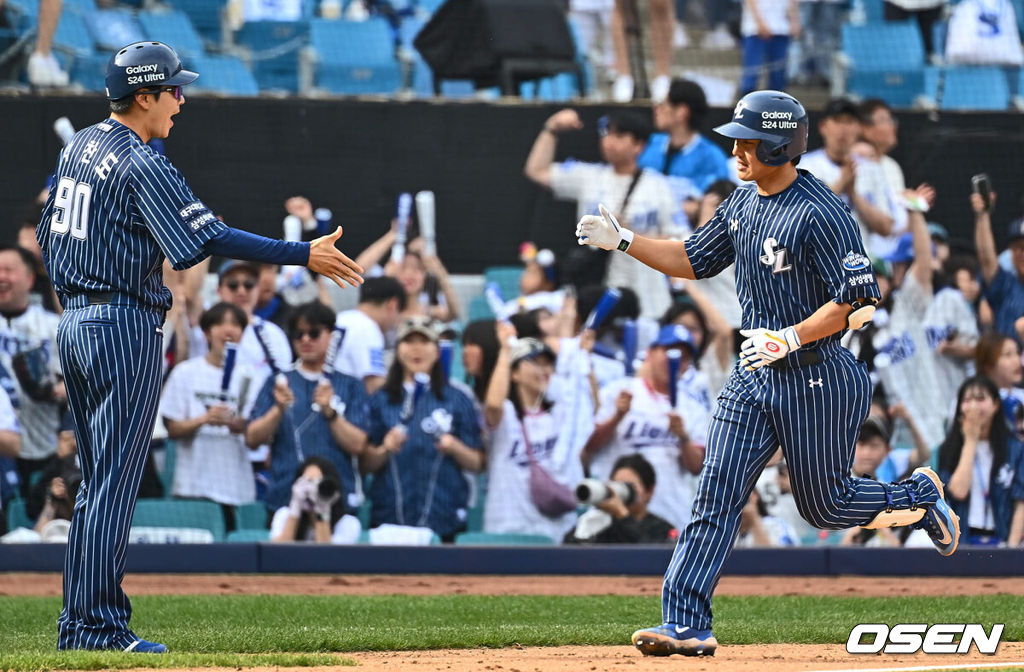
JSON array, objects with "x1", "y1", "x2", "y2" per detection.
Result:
[{"x1": 521, "y1": 419, "x2": 576, "y2": 518}]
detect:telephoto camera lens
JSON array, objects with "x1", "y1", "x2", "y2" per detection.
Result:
[{"x1": 317, "y1": 476, "x2": 340, "y2": 500}]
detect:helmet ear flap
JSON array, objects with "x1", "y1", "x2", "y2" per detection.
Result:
[{"x1": 756, "y1": 141, "x2": 790, "y2": 167}]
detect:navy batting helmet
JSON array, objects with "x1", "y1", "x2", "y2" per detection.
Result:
[
  {"x1": 105, "y1": 41, "x2": 197, "y2": 101},
  {"x1": 714, "y1": 90, "x2": 808, "y2": 167}
]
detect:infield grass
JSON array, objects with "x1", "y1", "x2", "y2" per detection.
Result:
[{"x1": 1, "y1": 594, "x2": 1021, "y2": 670}]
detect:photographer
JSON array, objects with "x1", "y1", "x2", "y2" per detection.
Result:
[
  {"x1": 270, "y1": 456, "x2": 359, "y2": 544},
  {"x1": 29, "y1": 411, "x2": 80, "y2": 539},
  {"x1": 565, "y1": 454, "x2": 675, "y2": 544}
]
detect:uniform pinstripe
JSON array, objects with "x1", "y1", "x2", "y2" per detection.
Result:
[
  {"x1": 37, "y1": 119, "x2": 225, "y2": 650},
  {"x1": 661, "y1": 170, "x2": 939, "y2": 630}
]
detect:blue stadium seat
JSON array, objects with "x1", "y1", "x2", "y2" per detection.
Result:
[
  {"x1": 138, "y1": 9, "x2": 205, "y2": 59},
  {"x1": 5, "y1": 498, "x2": 33, "y2": 531},
  {"x1": 53, "y1": 10, "x2": 94, "y2": 58},
  {"x1": 454, "y1": 532, "x2": 555, "y2": 545},
  {"x1": 83, "y1": 9, "x2": 146, "y2": 52},
  {"x1": 167, "y1": 0, "x2": 227, "y2": 48},
  {"x1": 68, "y1": 53, "x2": 109, "y2": 92},
  {"x1": 235, "y1": 502, "x2": 269, "y2": 530},
  {"x1": 858, "y1": 0, "x2": 885, "y2": 22},
  {"x1": 62, "y1": 0, "x2": 97, "y2": 14},
  {"x1": 187, "y1": 54, "x2": 259, "y2": 95},
  {"x1": 132, "y1": 499, "x2": 227, "y2": 541},
  {"x1": 236, "y1": 20, "x2": 309, "y2": 93},
  {"x1": 842, "y1": 21, "x2": 927, "y2": 107},
  {"x1": 940, "y1": 66, "x2": 1011, "y2": 111},
  {"x1": 310, "y1": 18, "x2": 401, "y2": 95}
]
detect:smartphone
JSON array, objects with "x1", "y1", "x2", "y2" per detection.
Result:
[{"x1": 972, "y1": 173, "x2": 992, "y2": 210}]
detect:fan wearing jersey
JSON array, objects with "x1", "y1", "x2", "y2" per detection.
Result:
[
  {"x1": 37, "y1": 42, "x2": 362, "y2": 653},
  {"x1": 360, "y1": 317, "x2": 483, "y2": 541},
  {"x1": 334, "y1": 277, "x2": 406, "y2": 395},
  {"x1": 575, "y1": 90, "x2": 961, "y2": 657},
  {"x1": 160, "y1": 303, "x2": 257, "y2": 527},
  {"x1": 482, "y1": 326, "x2": 594, "y2": 542},
  {"x1": 581, "y1": 324, "x2": 709, "y2": 531}
]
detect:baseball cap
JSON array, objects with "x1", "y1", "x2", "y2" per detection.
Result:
[
  {"x1": 1008, "y1": 218, "x2": 1024, "y2": 244},
  {"x1": 821, "y1": 98, "x2": 860, "y2": 120},
  {"x1": 884, "y1": 233, "x2": 915, "y2": 265},
  {"x1": 218, "y1": 259, "x2": 260, "y2": 280},
  {"x1": 927, "y1": 222, "x2": 949, "y2": 242},
  {"x1": 651, "y1": 324, "x2": 696, "y2": 354},
  {"x1": 397, "y1": 315, "x2": 439, "y2": 343},
  {"x1": 510, "y1": 337, "x2": 556, "y2": 365}
]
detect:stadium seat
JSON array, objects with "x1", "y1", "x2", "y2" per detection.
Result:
[
  {"x1": 132, "y1": 499, "x2": 227, "y2": 542},
  {"x1": 466, "y1": 295, "x2": 494, "y2": 321},
  {"x1": 464, "y1": 473, "x2": 486, "y2": 532},
  {"x1": 83, "y1": 9, "x2": 146, "y2": 52},
  {"x1": 841, "y1": 21, "x2": 927, "y2": 107},
  {"x1": 483, "y1": 266, "x2": 521, "y2": 302},
  {"x1": 62, "y1": 0, "x2": 96, "y2": 15},
  {"x1": 5, "y1": 498, "x2": 33, "y2": 531},
  {"x1": 940, "y1": 66, "x2": 1011, "y2": 110},
  {"x1": 138, "y1": 9, "x2": 205, "y2": 59},
  {"x1": 167, "y1": 0, "x2": 227, "y2": 48},
  {"x1": 235, "y1": 502, "x2": 269, "y2": 530},
  {"x1": 310, "y1": 18, "x2": 402, "y2": 95},
  {"x1": 236, "y1": 20, "x2": 309, "y2": 93},
  {"x1": 53, "y1": 10, "x2": 94, "y2": 58},
  {"x1": 68, "y1": 52, "x2": 109, "y2": 92},
  {"x1": 453, "y1": 532, "x2": 555, "y2": 545},
  {"x1": 187, "y1": 54, "x2": 259, "y2": 96},
  {"x1": 858, "y1": 0, "x2": 885, "y2": 22},
  {"x1": 226, "y1": 529, "x2": 270, "y2": 542}
]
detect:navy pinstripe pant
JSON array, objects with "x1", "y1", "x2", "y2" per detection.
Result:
[
  {"x1": 662, "y1": 347, "x2": 937, "y2": 629},
  {"x1": 56, "y1": 303, "x2": 164, "y2": 650}
]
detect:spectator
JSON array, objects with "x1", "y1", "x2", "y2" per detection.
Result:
[
  {"x1": 253, "y1": 263, "x2": 295, "y2": 332},
  {"x1": 974, "y1": 333, "x2": 1024, "y2": 437},
  {"x1": 974, "y1": 192, "x2": 1024, "y2": 344},
  {"x1": 248, "y1": 302, "x2": 370, "y2": 516},
  {"x1": 791, "y1": 0, "x2": 846, "y2": 86},
  {"x1": 800, "y1": 98, "x2": 899, "y2": 255},
  {"x1": 568, "y1": 0, "x2": 615, "y2": 84},
  {"x1": 565, "y1": 453, "x2": 676, "y2": 543},
  {"x1": 26, "y1": 0, "x2": 68, "y2": 87},
  {"x1": 270, "y1": 456, "x2": 360, "y2": 544},
  {"x1": 483, "y1": 330, "x2": 593, "y2": 542},
  {"x1": 757, "y1": 461, "x2": 817, "y2": 544},
  {"x1": 334, "y1": 276, "x2": 406, "y2": 395},
  {"x1": 16, "y1": 222, "x2": 59, "y2": 313},
  {"x1": 504, "y1": 243, "x2": 564, "y2": 317},
  {"x1": 461, "y1": 319, "x2": 500, "y2": 405},
  {"x1": 660, "y1": 298, "x2": 733, "y2": 402},
  {"x1": 525, "y1": 110, "x2": 684, "y2": 320},
  {"x1": 581, "y1": 324, "x2": 710, "y2": 531},
  {"x1": 0, "y1": 244, "x2": 63, "y2": 496},
  {"x1": 640, "y1": 78, "x2": 731, "y2": 223},
  {"x1": 950, "y1": 254, "x2": 994, "y2": 331},
  {"x1": 395, "y1": 249, "x2": 460, "y2": 323},
  {"x1": 739, "y1": 0, "x2": 800, "y2": 95},
  {"x1": 0, "y1": 382, "x2": 19, "y2": 462},
  {"x1": 682, "y1": 0, "x2": 740, "y2": 50},
  {"x1": 160, "y1": 303, "x2": 257, "y2": 528},
  {"x1": 609, "y1": 0, "x2": 675, "y2": 102},
  {"x1": 29, "y1": 411, "x2": 78, "y2": 540},
  {"x1": 886, "y1": 0, "x2": 953, "y2": 57},
  {"x1": 857, "y1": 99, "x2": 916, "y2": 259},
  {"x1": 735, "y1": 488, "x2": 798, "y2": 547},
  {"x1": 360, "y1": 317, "x2": 484, "y2": 541},
  {"x1": 934, "y1": 376, "x2": 1024, "y2": 546}
]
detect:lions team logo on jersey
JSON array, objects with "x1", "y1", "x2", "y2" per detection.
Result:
[
  {"x1": 759, "y1": 237, "x2": 792, "y2": 273},
  {"x1": 421, "y1": 408, "x2": 453, "y2": 437},
  {"x1": 842, "y1": 251, "x2": 871, "y2": 272}
]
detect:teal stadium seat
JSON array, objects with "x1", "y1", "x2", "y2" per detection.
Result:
[
  {"x1": 236, "y1": 20, "x2": 309, "y2": 92},
  {"x1": 226, "y1": 529, "x2": 270, "y2": 542},
  {"x1": 83, "y1": 9, "x2": 145, "y2": 52},
  {"x1": 132, "y1": 499, "x2": 227, "y2": 541},
  {"x1": 311, "y1": 18, "x2": 402, "y2": 95},
  {"x1": 235, "y1": 502, "x2": 269, "y2": 530},
  {"x1": 841, "y1": 21, "x2": 927, "y2": 108},
  {"x1": 467, "y1": 295, "x2": 494, "y2": 321},
  {"x1": 138, "y1": 9, "x2": 205, "y2": 59},
  {"x1": 5, "y1": 498, "x2": 33, "y2": 531},
  {"x1": 483, "y1": 266, "x2": 521, "y2": 304},
  {"x1": 167, "y1": 0, "x2": 227, "y2": 48},
  {"x1": 454, "y1": 532, "x2": 555, "y2": 545},
  {"x1": 53, "y1": 10, "x2": 94, "y2": 58}
]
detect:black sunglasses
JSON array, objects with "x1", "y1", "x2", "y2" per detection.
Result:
[
  {"x1": 225, "y1": 280, "x2": 256, "y2": 292},
  {"x1": 137, "y1": 85, "x2": 183, "y2": 102},
  {"x1": 292, "y1": 327, "x2": 324, "y2": 341}
]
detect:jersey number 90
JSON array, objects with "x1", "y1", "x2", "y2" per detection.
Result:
[{"x1": 51, "y1": 177, "x2": 91, "y2": 240}]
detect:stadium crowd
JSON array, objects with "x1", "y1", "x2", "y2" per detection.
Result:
[{"x1": 2, "y1": 77, "x2": 1023, "y2": 549}]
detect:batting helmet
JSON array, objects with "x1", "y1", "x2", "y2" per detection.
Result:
[
  {"x1": 105, "y1": 41, "x2": 197, "y2": 101},
  {"x1": 714, "y1": 90, "x2": 808, "y2": 167}
]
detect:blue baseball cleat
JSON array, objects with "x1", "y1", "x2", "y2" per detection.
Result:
[
  {"x1": 911, "y1": 467, "x2": 960, "y2": 556},
  {"x1": 631, "y1": 624, "x2": 717, "y2": 657},
  {"x1": 124, "y1": 639, "x2": 168, "y2": 654}
]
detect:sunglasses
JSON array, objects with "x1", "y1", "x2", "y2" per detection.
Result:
[
  {"x1": 225, "y1": 280, "x2": 256, "y2": 292},
  {"x1": 138, "y1": 85, "x2": 183, "y2": 102},
  {"x1": 292, "y1": 327, "x2": 324, "y2": 341}
]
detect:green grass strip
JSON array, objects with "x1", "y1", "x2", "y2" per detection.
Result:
[{"x1": 1, "y1": 594, "x2": 1020, "y2": 670}]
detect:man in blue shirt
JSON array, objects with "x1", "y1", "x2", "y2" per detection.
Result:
[
  {"x1": 975, "y1": 192, "x2": 1024, "y2": 343},
  {"x1": 638, "y1": 78, "x2": 730, "y2": 225}
]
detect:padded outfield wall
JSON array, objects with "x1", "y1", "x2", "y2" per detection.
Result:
[{"x1": 2, "y1": 95, "x2": 1023, "y2": 272}]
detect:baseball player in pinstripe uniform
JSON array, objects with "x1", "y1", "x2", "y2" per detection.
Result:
[
  {"x1": 576, "y1": 90, "x2": 961, "y2": 658},
  {"x1": 36, "y1": 41, "x2": 362, "y2": 653}
]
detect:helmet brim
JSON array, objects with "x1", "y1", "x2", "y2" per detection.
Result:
[
  {"x1": 713, "y1": 121, "x2": 785, "y2": 145},
  {"x1": 164, "y1": 68, "x2": 198, "y2": 87}
]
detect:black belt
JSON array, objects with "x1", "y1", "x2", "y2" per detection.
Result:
[
  {"x1": 84, "y1": 291, "x2": 115, "y2": 305},
  {"x1": 769, "y1": 350, "x2": 823, "y2": 370}
]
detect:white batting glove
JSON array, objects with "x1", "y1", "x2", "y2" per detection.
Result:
[
  {"x1": 739, "y1": 327, "x2": 801, "y2": 370},
  {"x1": 576, "y1": 203, "x2": 634, "y2": 252}
]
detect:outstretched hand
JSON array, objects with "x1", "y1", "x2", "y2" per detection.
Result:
[{"x1": 308, "y1": 226, "x2": 364, "y2": 289}]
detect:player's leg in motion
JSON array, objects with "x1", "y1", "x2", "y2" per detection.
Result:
[
  {"x1": 633, "y1": 370, "x2": 780, "y2": 656},
  {"x1": 775, "y1": 350, "x2": 958, "y2": 550},
  {"x1": 56, "y1": 305, "x2": 165, "y2": 651}
]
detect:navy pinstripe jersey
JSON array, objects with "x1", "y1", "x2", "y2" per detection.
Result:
[
  {"x1": 37, "y1": 119, "x2": 226, "y2": 311},
  {"x1": 249, "y1": 369, "x2": 370, "y2": 511},
  {"x1": 685, "y1": 170, "x2": 881, "y2": 349},
  {"x1": 366, "y1": 383, "x2": 482, "y2": 537}
]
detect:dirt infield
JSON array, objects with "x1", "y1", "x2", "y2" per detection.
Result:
[{"x1": 5, "y1": 573, "x2": 1021, "y2": 671}]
